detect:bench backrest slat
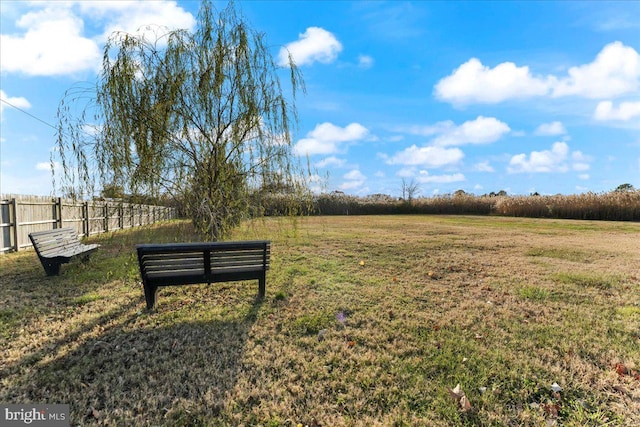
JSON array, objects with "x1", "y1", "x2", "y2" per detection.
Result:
[
  {"x1": 137, "y1": 241, "x2": 270, "y2": 277},
  {"x1": 29, "y1": 228, "x2": 81, "y2": 254},
  {"x1": 141, "y1": 256, "x2": 205, "y2": 274}
]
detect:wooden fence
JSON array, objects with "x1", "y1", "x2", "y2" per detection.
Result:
[{"x1": 0, "y1": 194, "x2": 177, "y2": 253}]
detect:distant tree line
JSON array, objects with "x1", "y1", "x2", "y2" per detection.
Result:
[{"x1": 259, "y1": 186, "x2": 640, "y2": 221}]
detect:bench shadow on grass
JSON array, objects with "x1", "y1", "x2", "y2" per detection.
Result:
[
  {"x1": 2, "y1": 222, "x2": 265, "y2": 425},
  {"x1": 4, "y1": 296, "x2": 264, "y2": 426}
]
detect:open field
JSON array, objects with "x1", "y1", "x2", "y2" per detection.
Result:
[{"x1": 1, "y1": 215, "x2": 639, "y2": 426}]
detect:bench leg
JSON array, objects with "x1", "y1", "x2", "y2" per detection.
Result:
[
  {"x1": 43, "y1": 262, "x2": 61, "y2": 276},
  {"x1": 258, "y1": 273, "x2": 266, "y2": 299},
  {"x1": 144, "y1": 283, "x2": 158, "y2": 310}
]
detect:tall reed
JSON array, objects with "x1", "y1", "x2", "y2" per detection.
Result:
[{"x1": 259, "y1": 190, "x2": 640, "y2": 221}]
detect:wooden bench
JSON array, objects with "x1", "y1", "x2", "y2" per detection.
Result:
[
  {"x1": 136, "y1": 241, "x2": 270, "y2": 310},
  {"x1": 29, "y1": 228, "x2": 100, "y2": 276}
]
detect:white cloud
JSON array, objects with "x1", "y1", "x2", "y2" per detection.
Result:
[
  {"x1": 79, "y1": 1, "x2": 196, "y2": 41},
  {"x1": 432, "y1": 116, "x2": 510, "y2": 146},
  {"x1": 400, "y1": 121, "x2": 455, "y2": 137},
  {"x1": 552, "y1": 42, "x2": 640, "y2": 99},
  {"x1": 571, "y1": 151, "x2": 592, "y2": 171},
  {"x1": 396, "y1": 167, "x2": 417, "y2": 178},
  {"x1": 508, "y1": 142, "x2": 591, "y2": 174},
  {"x1": 534, "y1": 121, "x2": 567, "y2": 136},
  {"x1": 397, "y1": 116, "x2": 511, "y2": 147},
  {"x1": 0, "y1": 2, "x2": 195, "y2": 77},
  {"x1": 387, "y1": 145, "x2": 464, "y2": 168},
  {"x1": 579, "y1": 174, "x2": 590, "y2": 180},
  {"x1": 435, "y1": 42, "x2": 640, "y2": 105},
  {"x1": 508, "y1": 142, "x2": 569, "y2": 173},
  {"x1": 1, "y1": 7, "x2": 101, "y2": 76},
  {"x1": 344, "y1": 169, "x2": 366, "y2": 181},
  {"x1": 396, "y1": 167, "x2": 465, "y2": 184},
  {"x1": 416, "y1": 171, "x2": 465, "y2": 184},
  {"x1": 473, "y1": 161, "x2": 495, "y2": 173},
  {"x1": 0, "y1": 90, "x2": 31, "y2": 118},
  {"x1": 279, "y1": 27, "x2": 342, "y2": 66},
  {"x1": 594, "y1": 100, "x2": 640, "y2": 121},
  {"x1": 387, "y1": 135, "x2": 405, "y2": 142},
  {"x1": 358, "y1": 54, "x2": 374, "y2": 69},
  {"x1": 434, "y1": 58, "x2": 550, "y2": 105},
  {"x1": 35, "y1": 161, "x2": 60, "y2": 171},
  {"x1": 294, "y1": 122, "x2": 369, "y2": 156},
  {"x1": 340, "y1": 169, "x2": 367, "y2": 192},
  {"x1": 316, "y1": 156, "x2": 346, "y2": 168}
]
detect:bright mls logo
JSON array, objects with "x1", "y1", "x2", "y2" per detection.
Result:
[{"x1": 1, "y1": 404, "x2": 69, "y2": 426}]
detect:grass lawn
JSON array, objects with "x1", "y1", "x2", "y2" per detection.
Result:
[{"x1": 1, "y1": 215, "x2": 639, "y2": 426}]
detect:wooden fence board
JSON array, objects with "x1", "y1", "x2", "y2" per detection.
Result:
[{"x1": 0, "y1": 195, "x2": 177, "y2": 253}]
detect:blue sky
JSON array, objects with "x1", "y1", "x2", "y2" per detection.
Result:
[{"x1": 1, "y1": 1, "x2": 639, "y2": 197}]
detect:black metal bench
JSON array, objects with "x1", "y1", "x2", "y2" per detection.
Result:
[
  {"x1": 29, "y1": 228, "x2": 100, "y2": 276},
  {"x1": 136, "y1": 241, "x2": 270, "y2": 310}
]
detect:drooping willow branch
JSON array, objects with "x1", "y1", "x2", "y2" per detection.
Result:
[{"x1": 55, "y1": 0, "x2": 308, "y2": 239}]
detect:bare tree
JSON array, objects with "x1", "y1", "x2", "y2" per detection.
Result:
[{"x1": 401, "y1": 178, "x2": 420, "y2": 203}]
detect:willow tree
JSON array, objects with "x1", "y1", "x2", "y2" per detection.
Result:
[{"x1": 56, "y1": 0, "x2": 305, "y2": 239}]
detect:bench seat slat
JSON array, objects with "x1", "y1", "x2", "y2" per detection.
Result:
[
  {"x1": 144, "y1": 268, "x2": 265, "y2": 286},
  {"x1": 41, "y1": 246, "x2": 98, "y2": 259}
]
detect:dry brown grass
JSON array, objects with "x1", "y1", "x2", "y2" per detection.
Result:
[{"x1": 1, "y1": 216, "x2": 639, "y2": 426}]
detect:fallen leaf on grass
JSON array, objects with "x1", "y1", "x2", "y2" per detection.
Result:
[
  {"x1": 550, "y1": 383, "x2": 562, "y2": 393},
  {"x1": 448, "y1": 384, "x2": 463, "y2": 400},
  {"x1": 359, "y1": 260, "x2": 365, "y2": 266},
  {"x1": 347, "y1": 340, "x2": 355, "y2": 348},
  {"x1": 460, "y1": 395, "x2": 472, "y2": 412},
  {"x1": 447, "y1": 384, "x2": 472, "y2": 412},
  {"x1": 614, "y1": 363, "x2": 640, "y2": 380},
  {"x1": 613, "y1": 384, "x2": 628, "y2": 395},
  {"x1": 542, "y1": 403, "x2": 560, "y2": 418}
]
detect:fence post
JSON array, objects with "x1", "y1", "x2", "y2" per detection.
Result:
[
  {"x1": 10, "y1": 198, "x2": 19, "y2": 252},
  {"x1": 83, "y1": 201, "x2": 89, "y2": 237},
  {"x1": 104, "y1": 202, "x2": 109, "y2": 233},
  {"x1": 56, "y1": 197, "x2": 63, "y2": 229},
  {"x1": 118, "y1": 203, "x2": 123, "y2": 230}
]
